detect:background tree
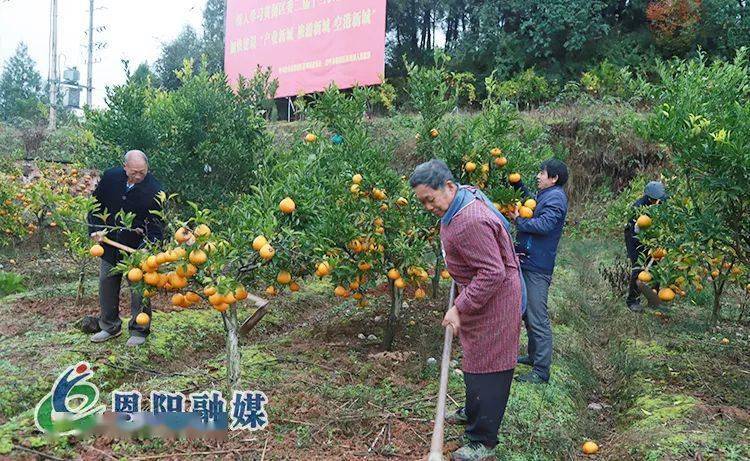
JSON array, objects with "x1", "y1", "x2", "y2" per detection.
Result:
[
  {"x1": 0, "y1": 43, "x2": 45, "y2": 122},
  {"x1": 154, "y1": 26, "x2": 202, "y2": 90}
]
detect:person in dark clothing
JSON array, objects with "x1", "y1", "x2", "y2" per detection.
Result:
[
  {"x1": 624, "y1": 181, "x2": 667, "y2": 312},
  {"x1": 509, "y1": 159, "x2": 569, "y2": 384},
  {"x1": 87, "y1": 150, "x2": 164, "y2": 347}
]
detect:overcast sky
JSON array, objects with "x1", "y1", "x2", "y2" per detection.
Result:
[{"x1": 0, "y1": 0, "x2": 207, "y2": 107}]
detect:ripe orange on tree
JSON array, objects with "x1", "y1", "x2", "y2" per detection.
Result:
[
  {"x1": 494, "y1": 156, "x2": 508, "y2": 167},
  {"x1": 388, "y1": 268, "x2": 401, "y2": 280},
  {"x1": 277, "y1": 270, "x2": 292, "y2": 285},
  {"x1": 429, "y1": 128, "x2": 439, "y2": 138},
  {"x1": 658, "y1": 287, "x2": 676, "y2": 302},
  {"x1": 135, "y1": 313, "x2": 150, "y2": 326},
  {"x1": 90, "y1": 244, "x2": 104, "y2": 257},
  {"x1": 127, "y1": 268, "x2": 143, "y2": 282},
  {"x1": 189, "y1": 249, "x2": 208, "y2": 265},
  {"x1": 195, "y1": 224, "x2": 211, "y2": 237},
  {"x1": 234, "y1": 285, "x2": 248, "y2": 300},
  {"x1": 638, "y1": 271, "x2": 653, "y2": 283},
  {"x1": 490, "y1": 147, "x2": 502, "y2": 157},
  {"x1": 414, "y1": 288, "x2": 426, "y2": 299},
  {"x1": 279, "y1": 197, "x2": 296, "y2": 214},
  {"x1": 259, "y1": 244, "x2": 275, "y2": 260},
  {"x1": 636, "y1": 215, "x2": 652, "y2": 229},
  {"x1": 508, "y1": 173, "x2": 521, "y2": 184},
  {"x1": 352, "y1": 173, "x2": 363, "y2": 184},
  {"x1": 465, "y1": 162, "x2": 477, "y2": 173},
  {"x1": 252, "y1": 235, "x2": 268, "y2": 251},
  {"x1": 305, "y1": 133, "x2": 317, "y2": 143}
]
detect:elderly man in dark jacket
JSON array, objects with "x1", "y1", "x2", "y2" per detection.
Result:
[
  {"x1": 509, "y1": 159, "x2": 569, "y2": 384},
  {"x1": 87, "y1": 150, "x2": 163, "y2": 346},
  {"x1": 625, "y1": 181, "x2": 667, "y2": 312}
]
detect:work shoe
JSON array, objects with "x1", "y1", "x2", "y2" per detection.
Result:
[
  {"x1": 517, "y1": 355, "x2": 533, "y2": 366},
  {"x1": 514, "y1": 371, "x2": 548, "y2": 384},
  {"x1": 90, "y1": 330, "x2": 121, "y2": 343},
  {"x1": 126, "y1": 336, "x2": 146, "y2": 347},
  {"x1": 450, "y1": 442, "x2": 495, "y2": 461},
  {"x1": 445, "y1": 407, "x2": 468, "y2": 425},
  {"x1": 627, "y1": 302, "x2": 644, "y2": 313}
]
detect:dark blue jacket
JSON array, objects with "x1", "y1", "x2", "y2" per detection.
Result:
[
  {"x1": 88, "y1": 167, "x2": 164, "y2": 265},
  {"x1": 514, "y1": 184, "x2": 568, "y2": 275}
]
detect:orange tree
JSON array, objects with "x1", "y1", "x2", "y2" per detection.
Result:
[
  {"x1": 105, "y1": 190, "x2": 305, "y2": 390},
  {"x1": 296, "y1": 85, "x2": 435, "y2": 349},
  {"x1": 637, "y1": 50, "x2": 750, "y2": 323}
]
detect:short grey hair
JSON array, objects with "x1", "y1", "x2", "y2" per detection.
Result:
[
  {"x1": 409, "y1": 159, "x2": 455, "y2": 189},
  {"x1": 124, "y1": 150, "x2": 149, "y2": 166}
]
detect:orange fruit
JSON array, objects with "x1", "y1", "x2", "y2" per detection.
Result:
[
  {"x1": 135, "y1": 313, "x2": 150, "y2": 325},
  {"x1": 352, "y1": 174, "x2": 363, "y2": 184},
  {"x1": 358, "y1": 261, "x2": 372, "y2": 272},
  {"x1": 144, "y1": 272, "x2": 160, "y2": 286},
  {"x1": 494, "y1": 156, "x2": 508, "y2": 167},
  {"x1": 352, "y1": 292, "x2": 363, "y2": 300},
  {"x1": 658, "y1": 287, "x2": 676, "y2": 302},
  {"x1": 204, "y1": 286, "x2": 217, "y2": 296},
  {"x1": 252, "y1": 235, "x2": 268, "y2": 251},
  {"x1": 185, "y1": 291, "x2": 201, "y2": 304},
  {"x1": 350, "y1": 184, "x2": 360, "y2": 194},
  {"x1": 582, "y1": 441, "x2": 598, "y2": 455},
  {"x1": 651, "y1": 248, "x2": 666, "y2": 259},
  {"x1": 127, "y1": 268, "x2": 143, "y2": 283},
  {"x1": 316, "y1": 261, "x2": 331, "y2": 276},
  {"x1": 146, "y1": 255, "x2": 159, "y2": 270},
  {"x1": 373, "y1": 218, "x2": 383, "y2": 226},
  {"x1": 209, "y1": 293, "x2": 224, "y2": 305},
  {"x1": 395, "y1": 278, "x2": 406, "y2": 289},
  {"x1": 375, "y1": 226, "x2": 385, "y2": 235},
  {"x1": 638, "y1": 271, "x2": 653, "y2": 283},
  {"x1": 720, "y1": 337, "x2": 730, "y2": 345},
  {"x1": 304, "y1": 133, "x2": 317, "y2": 143},
  {"x1": 214, "y1": 303, "x2": 229, "y2": 313},
  {"x1": 372, "y1": 188, "x2": 386, "y2": 200},
  {"x1": 173, "y1": 247, "x2": 187, "y2": 258},
  {"x1": 519, "y1": 206, "x2": 533, "y2": 219},
  {"x1": 279, "y1": 197, "x2": 296, "y2": 214},
  {"x1": 387, "y1": 268, "x2": 401, "y2": 280},
  {"x1": 334, "y1": 285, "x2": 349, "y2": 297},
  {"x1": 90, "y1": 244, "x2": 104, "y2": 257},
  {"x1": 189, "y1": 249, "x2": 207, "y2": 265},
  {"x1": 223, "y1": 292, "x2": 237, "y2": 304},
  {"x1": 265, "y1": 285, "x2": 277, "y2": 296},
  {"x1": 636, "y1": 215, "x2": 652, "y2": 229},
  {"x1": 414, "y1": 288, "x2": 426, "y2": 299},
  {"x1": 481, "y1": 163, "x2": 490, "y2": 174},
  {"x1": 172, "y1": 294, "x2": 186, "y2": 307},
  {"x1": 289, "y1": 282, "x2": 300, "y2": 292},
  {"x1": 349, "y1": 280, "x2": 360, "y2": 290},
  {"x1": 156, "y1": 253, "x2": 167, "y2": 265},
  {"x1": 174, "y1": 227, "x2": 192, "y2": 243},
  {"x1": 465, "y1": 162, "x2": 477, "y2": 173},
  {"x1": 508, "y1": 173, "x2": 521, "y2": 184},
  {"x1": 440, "y1": 269, "x2": 451, "y2": 280},
  {"x1": 259, "y1": 244, "x2": 275, "y2": 260},
  {"x1": 430, "y1": 128, "x2": 439, "y2": 138},
  {"x1": 277, "y1": 271, "x2": 292, "y2": 285},
  {"x1": 490, "y1": 147, "x2": 502, "y2": 157},
  {"x1": 195, "y1": 224, "x2": 211, "y2": 237},
  {"x1": 396, "y1": 197, "x2": 408, "y2": 207},
  {"x1": 524, "y1": 198, "x2": 537, "y2": 210},
  {"x1": 234, "y1": 286, "x2": 248, "y2": 300},
  {"x1": 165, "y1": 250, "x2": 179, "y2": 262},
  {"x1": 380, "y1": 204, "x2": 388, "y2": 212}
]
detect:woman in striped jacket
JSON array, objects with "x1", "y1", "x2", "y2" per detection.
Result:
[{"x1": 410, "y1": 159, "x2": 522, "y2": 461}]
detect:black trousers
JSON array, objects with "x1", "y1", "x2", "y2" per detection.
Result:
[
  {"x1": 464, "y1": 368, "x2": 514, "y2": 448},
  {"x1": 624, "y1": 226, "x2": 658, "y2": 304}
]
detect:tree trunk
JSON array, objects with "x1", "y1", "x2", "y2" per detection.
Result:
[
  {"x1": 223, "y1": 306, "x2": 242, "y2": 390},
  {"x1": 711, "y1": 281, "x2": 724, "y2": 325},
  {"x1": 383, "y1": 280, "x2": 403, "y2": 351},
  {"x1": 431, "y1": 249, "x2": 443, "y2": 299},
  {"x1": 75, "y1": 264, "x2": 86, "y2": 306}
]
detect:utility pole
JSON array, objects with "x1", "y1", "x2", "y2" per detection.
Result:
[
  {"x1": 48, "y1": 0, "x2": 58, "y2": 130},
  {"x1": 87, "y1": 0, "x2": 94, "y2": 108}
]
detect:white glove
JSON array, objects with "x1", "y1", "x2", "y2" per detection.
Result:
[{"x1": 634, "y1": 224, "x2": 641, "y2": 234}]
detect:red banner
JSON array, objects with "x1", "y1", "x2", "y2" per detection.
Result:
[{"x1": 225, "y1": 0, "x2": 387, "y2": 98}]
